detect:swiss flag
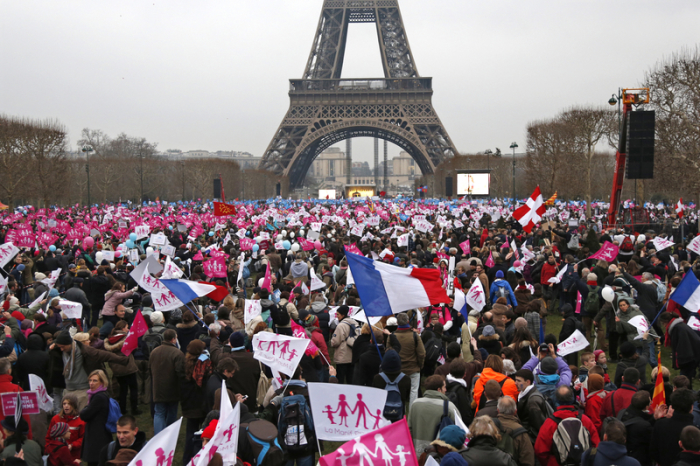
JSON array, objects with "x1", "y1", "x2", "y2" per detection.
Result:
[
  {"x1": 676, "y1": 198, "x2": 684, "y2": 219},
  {"x1": 121, "y1": 310, "x2": 148, "y2": 356},
  {"x1": 512, "y1": 186, "x2": 546, "y2": 233}
]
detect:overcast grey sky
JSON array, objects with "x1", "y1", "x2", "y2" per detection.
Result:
[{"x1": 2, "y1": 1, "x2": 699, "y2": 165}]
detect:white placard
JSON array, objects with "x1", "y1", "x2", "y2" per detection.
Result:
[
  {"x1": 244, "y1": 299, "x2": 262, "y2": 324},
  {"x1": 58, "y1": 299, "x2": 82, "y2": 319},
  {"x1": 557, "y1": 330, "x2": 588, "y2": 357}
]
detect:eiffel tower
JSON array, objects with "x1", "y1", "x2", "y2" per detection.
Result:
[{"x1": 259, "y1": 0, "x2": 458, "y2": 191}]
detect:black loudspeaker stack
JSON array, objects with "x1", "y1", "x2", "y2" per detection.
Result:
[
  {"x1": 445, "y1": 177, "x2": 453, "y2": 197},
  {"x1": 626, "y1": 110, "x2": 655, "y2": 179},
  {"x1": 213, "y1": 179, "x2": 222, "y2": 199}
]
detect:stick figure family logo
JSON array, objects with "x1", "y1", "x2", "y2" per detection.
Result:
[
  {"x1": 134, "y1": 447, "x2": 174, "y2": 466},
  {"x1": 252, "y1": 333, "x2": 309, "y2": 377},
  {"x1": 308, "y1": 383, "x2": 390, "y2": 442},
  {"x1": 323, "y1": 394, "x2": 383, "y2": 431},
  {"x1": 319, "y1": 419, "x2": 417, "y2": 466}
]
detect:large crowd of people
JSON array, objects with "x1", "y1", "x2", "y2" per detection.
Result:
[{"x1": 0, "y1": 197, "x2": 698, "y2": 466}]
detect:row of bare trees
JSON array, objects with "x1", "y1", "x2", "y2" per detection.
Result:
[{"x1": 0, "y1": 123, "x2": 280, "y2": 208}]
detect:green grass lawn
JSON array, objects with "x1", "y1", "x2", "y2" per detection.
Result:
[{"x1": 121, "y1": 312, "x2": 680, "y2": 466}]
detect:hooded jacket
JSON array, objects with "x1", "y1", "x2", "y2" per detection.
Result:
[
  {"x1": 522, "y1": 355, "x2": 573, "y2": 387},
  {"x1": 581, "y1": 441, "x2": 642, "y2": 466},
  {"x1": 15, "y1": 333, "x2": 50, "y2": 389},
  {"x1": 330, "y1": 316, "x2": 358, "y2": 364},
  {"x1": 490, "y1": 279, "x2": 517, "y2": 307},
  {"x1": 535, "y1": 405, "x2": 600, "y2": 466},
  {"x1": 103, "y1": 332, "x2": 138, "y2": 377}
]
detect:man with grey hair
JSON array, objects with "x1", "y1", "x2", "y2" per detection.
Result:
[
  {"x1": 497, "y1": 396, "x2": 535, "y2": 466},
  {"x1": 622, "y1": 269, "x2": 661, "y2": 323},
  {"x1": 387, "y1": 312, "x2": 425, "y2": 407}
]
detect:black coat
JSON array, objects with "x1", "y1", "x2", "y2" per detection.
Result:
[
  {"x1": 619, "y1": 406, "x2": 654, "y2": 466},
  {"x1": 559, "y1": 306, "x2": 580, "y2": 343},
  {"x1": 650, "y1": 411, "x2": 695, "y2": 466},
  {"x1": 624, "y1": 273, "x2": 659, "y2": 321},
  {"x1": 353, "y1": 345, "x2": 385, "y2": 386},
  {"x1": 351, "y1": 334, "x2": 372, "y2": 364},
  {"x1": 15, "y1": 334, "x2": 49, "y2": 390},
  {"x1": 667, "y1": 320, "x2": 700, "y2": 369},
  {"x1": 205, "y1": 372, "x2": 227, "y2": 413},
  {"x1": 97, "y1": 431, "x2": 147, "y2": 466},
  {"x1": 79, "y1": 390, "x2": 112, "y2": 463},
  {"x1": 446, "y1": 379, "x2": 473, "y2": 424}
]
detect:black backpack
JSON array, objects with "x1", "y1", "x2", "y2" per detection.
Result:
[
  {"x1": 433, "y1": 400, "x2": 455, "y2": 439},
  {"x1": 550, "y1": 413, "x2": 591, "y2": 466},
  {"x1": 243, "y1": 419, "x2": 285, "y2": 466},
  {"x1": 424, "y1": 336, "x2": 442, "y2": 365},
  {"x1": 276, "y1": 303, "x2": 291, "y2": 327},
  {"x1": 379, "y1": 372, "x2": 405, "y2": 421},
  {"x1": 142, "y1": 327, "x2": 165, "y2": 357}
]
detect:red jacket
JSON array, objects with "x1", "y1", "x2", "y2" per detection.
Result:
[
  {"x1": 540, "y1": 262, "x2": 559, "y2": 285},
  {"x1": 584, "y1": 389, "x2": 608, "y2": 434},
  {"x1": 0, "y1": 374, "x2": 32, "y2": 440},
  {"x1": 47, "y1": 413, "x2": 85, "y2": 461},
  {"x1": 534, "y1": 405, "x2": 600, "y2": 466},
  {"x1": 310, "y1": 328, "x2": 330, "y2": 367},
  {"x1": 600, "y1": 384, "x2": 637, "y2": 419},
  {"x1": 480, "y1": 229, "x2": 489, "y2": 248},
  {"x1": 46, "y1": 439, "x2": 75, "y2": 466}
]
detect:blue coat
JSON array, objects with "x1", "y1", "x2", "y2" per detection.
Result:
[
  {"x1": 581, "y1": 441, "x2": 641, "y2": 466},
  {"x1": 490, "y1": 279, "x2": 517, "y2": 307}
]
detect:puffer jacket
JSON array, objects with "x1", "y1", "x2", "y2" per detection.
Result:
[
  {"x1": 330, "y1": 316, "x2": 357, "y2": 364},
  {"x1": 101, "y1": 289, "x2": 134, "y2": 317},
  {"x1": 103, "y1": 333, "x2": 138, "y2": 377}
]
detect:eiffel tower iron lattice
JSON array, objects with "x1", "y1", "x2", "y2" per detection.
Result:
[{"x1": 259, "y1": 0, "x2": 459, "y2": 191}]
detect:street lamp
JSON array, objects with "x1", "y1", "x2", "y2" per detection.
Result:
[
  {"x1": 510, "y1": 142, "x2": 518, "y2": 202},
  {"x1": 82, "y1": 145, "x2": 93, "y2": 206},
  {"x1": 484, "y1": 149, "x2": 492, "y2": 171}
]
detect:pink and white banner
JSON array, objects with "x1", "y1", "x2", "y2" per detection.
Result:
[
  {"x1": 252, "y1": 333, "x2": 309, "y2": 377},
  {"x1": 588, "y1": 241, "x2": 619, "y2": 262},
  {"x1": 130, "y1": 418, "x2": 182, "y2": 466},
  {"x1": 308, "y1": 383, "x2": 390, "y2": 441}
]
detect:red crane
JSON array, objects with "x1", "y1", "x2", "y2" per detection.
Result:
[{"x1": 607, "y1": 88, "x2": 650, "y2": 227}]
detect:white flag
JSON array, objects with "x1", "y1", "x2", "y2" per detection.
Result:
[
  {"x1": 235, "y1": 252, "x2": 245, "y2": 287},
  {"x1": 193, "y1": 404, "x2": 240, "y2": 466},
  {"x1": 548, "y1": 266, "x2": 567, "y2": 284},
  {"x1": 128, "y1": 417, "x2": 182, "y2": 466},
  {"x1": 58, "y1": 299, "x2": 82, "y2": 319},
  {"x1": 466, "y1": 278, "x2": 486, "y2": 312},
  {"x1": 244, "y1": 299, "x2": 262, "y2": 324},
  {"x1": 161, "y1": 256, "x2": 183, "y2": 279},
  {"x1": 309, "y1": 269, "x2": 326, "y2": 291},
  {"x1": 0, "y1": 243, "x2": 19, "y2": 269},
  {"x1": 28, "y1": 292, "x2": 47, "y2": 311},
  {"x1": 301, "y1": 281, "x2": 310, "y2": 296},
  {"x1": 252, "y1": 333, "x2": 309, "y2": 377},
  {"x1": 397, "y1": 233, "x2": 409, "y2": 247},
  {"x1": 28, "y1": 375, "x2": 52, "y2": 412},
  {"x1": 557, "y1": 330, "x2": 588, "y2": 356},
  {"x1": 307, "y1": 383, "x2": 390, "y2": 441},
  {"x1": 687, "y1": 235, "x2": 700, "y2": 256},
  {"x1": 652, "y1": 236, "x2": 674, "y2": 252}
]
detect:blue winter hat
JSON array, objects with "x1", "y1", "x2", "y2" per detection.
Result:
[
  {"x1": 495, "y1": 270, "x2": 504, "y2": 278},
  {"x1": 49, "y1": 288, "x2": 59, "y2": 299},
  {"x1": 229, "y1": 331, "x2": 245, "y2": 349},
  {"x1": 436, "y1": 425, "x2": 467, "y2": 450},
  {"x1": 441, "y1": 452, "x2": 469, "y2": 466}
]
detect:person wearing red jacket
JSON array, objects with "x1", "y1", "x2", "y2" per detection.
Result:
[
  {"x1": 0, "y1": 357, "x2": 32, "y2": 440},
  {"x1": 46, "y1": 395, "x2": 85, "y2": 462},
  {"x1": 46, "y1": 422, "x2": 80, "y2": 466},
  {"x1": 535, "y1": 385, "x2": 600, "y2": 466},
  {"x1": 540, "y1": 255, "x2": 560, "y2": 286},
  {"x1": 583, "y1": 374, "x2": 608, "y2": 434},
  {"x1": 600, "y1": 367, "x2": 640, "y2": 419}
]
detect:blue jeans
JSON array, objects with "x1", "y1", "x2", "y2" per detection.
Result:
[
  {"x1": 154, "y1": 402, "x2": 179, "y2": 435},
  {"x1": 287, "y1": 455, "x2": 315, "y2": 466}
]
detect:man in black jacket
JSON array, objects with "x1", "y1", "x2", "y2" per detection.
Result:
[
  {"x1": 676, "y1": 426, "x2": 700, "y2": 466},
  {"x1": 650, "y1": 388, "x2": 696, "y2": 466},
  {"x1": 98, "y1": 415, "x2": 147, "y2": 466},
  {"x1": 619, "y1": 391, "x2": 656, "y2": 466},
  {"x1": 623, "y1": 271, "x2": 659, "y2": 322},
  {"x1": 514, "y1": 369, "x2": 550, "y2": 443}
]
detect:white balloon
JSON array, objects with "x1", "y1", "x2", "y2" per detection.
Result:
[
  {"x1": 291, "y1": 243, "x2": 300, "y2": 252},
  {"x1": 146, "y1": 247, "x2": 154, "y2": 255},
  {"x1": 636, "y1": 234, "x2": 646, "y2": 244},
  {"x1": 290, "y1": 232, "x2": 295, "y2": 238},
  {"x1": 298, "y1": 230, "x2": 305, "y2": 237},
  {"x1": 255, "y1": 236, "x2": 262, "y2": 243},
  {"x1": 95, "y1": 251, "x2": 103, "y2": 263},
  {"x1": 281, "y1": 230, "x2": 287, "y2": 237},
  {"x1": 602, "y1": 286, "x2": 615, "y2": 303},
  {"x1": 275, "y1": 235, "x2": 282, "y2": 241}
]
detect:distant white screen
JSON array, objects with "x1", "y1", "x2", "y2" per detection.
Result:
[
  {"x1": 318, "y1": 189, "x2": 336, "y2": 199},
  {"x1": 457, "y1": 173, "x2": 490, "y2": 195}
]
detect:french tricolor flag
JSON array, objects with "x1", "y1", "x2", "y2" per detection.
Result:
[
  {"x1": 159, "y1": 279, "x2": 217, "y2": 304},
  {"x1": 670, "y1": 270, "x2": 700, "y2": 312},
  {"x1": 345, "y1": 248, "x2": 450, "y2": 316}
]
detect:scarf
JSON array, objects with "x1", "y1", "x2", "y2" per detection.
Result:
[
  {"x1": 192, "y1": 359, "x2": 212, "y2": 388},
  {"x1": 86, "y1": 385, "x2": 108, "y2": 401},
  {"x1": 62, "y1": 342, "x2": 76, "y2": 380}
]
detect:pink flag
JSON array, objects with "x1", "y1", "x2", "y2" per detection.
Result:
[
  {"x1": 575, "y1": 291, "x2": 582, "y2": 314},
  {"x1": 299, "y1": 238, "x2": 315, "y2": 251},
  {"x1": 486, "y1": 251, "x2": 495, "y2": 268},
  {"x1": 319, "y1": 418, "x2": 418, "y2": 466},
  {"x1": 192, "y1": 251, "x2": 204, "y2": 261},
  {"x1": 121, "y1": 310, "x2": 148, "y2": 356},
  {"x1": 587, "y1": 241, "x2": 619, "y2": 262},
  {"x1": 345, "y1": 243, "x2": 363, "y2": 255},
  {"x1": 460, "y1": 239, "x2": 470, "y2": 255},
  {"x1": 203, "y1": 256, "x2": 227, "y2": 278},
  {"x1": 261, "y1": 262, "x2": 272, "y2": 293},
  {"x1": 240, "y1": 238, "x2": 256, "y2": 251},
  {"x1": 291, "y1": 320, "x2": 319, "y2": 357}
]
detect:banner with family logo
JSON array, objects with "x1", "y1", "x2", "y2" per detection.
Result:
[
  {"x1": 252, "y1": 333, "x2": 309, "y2": 377},
  {"x1": 308, "y1": 383, "x2": 390, "y2": 441}
]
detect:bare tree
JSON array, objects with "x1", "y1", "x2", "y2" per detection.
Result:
[
  {"x1": 644, "y1": 47, "x2": 700, "y2": 200},
  {"x1": 20, "y1": 119, "x2": 68, "y2": 207},
  {"x1": 0, "y1": 117, "x2": 33, "y2": 208},
  {"x1": 560, "y1": 107, "x2": 616, "y2": 216}
]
